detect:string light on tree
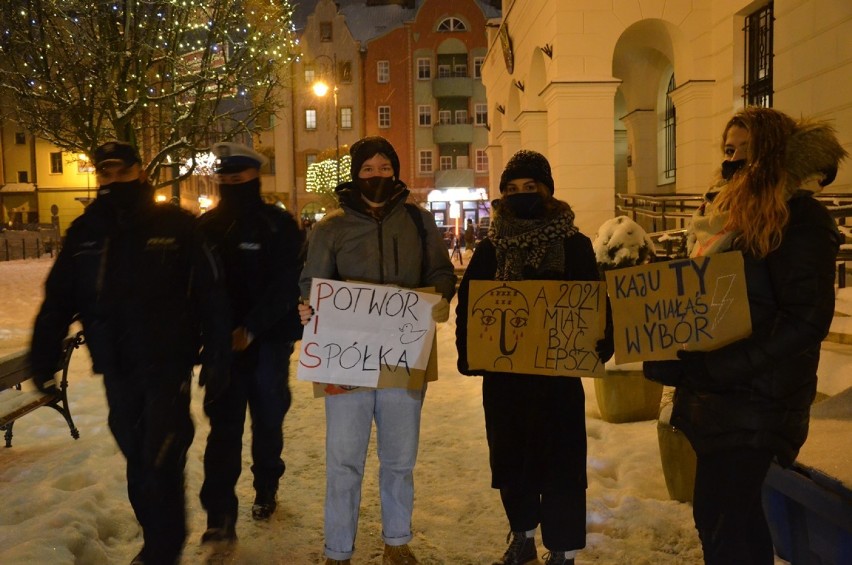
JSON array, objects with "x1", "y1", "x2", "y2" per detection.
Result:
[
  {"x1": 306, "y1": 155, "x2": 352, "y2": 195},
  {"x1": 0, "y1": 0, "x2": 300, "y2": 188}
]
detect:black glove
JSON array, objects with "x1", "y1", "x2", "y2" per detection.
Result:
[
  {"x1": 595, "y1": 338, "x2": 614, "y2": 364},
  {"x1": 643, "y1": 350, "x2": 710, "y2": 388},
  {"x1": 199, "y1": 364, "x2": 230, "y2": 405},
  {"x1": 643, "y1": 359, "x2": 686, "y2": 387},
  {"x1": 33, "y1": 372, "x2": 57, "y2": 394},
  {"x1": 676, "y1": 349, "x2": 711, "y2": 389}
]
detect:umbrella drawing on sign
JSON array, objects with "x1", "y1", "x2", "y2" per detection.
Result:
[{"x1": 472, "y1": 283, "x2": 530, "y2": 369}]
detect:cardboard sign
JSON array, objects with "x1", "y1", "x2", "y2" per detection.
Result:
[
  {"x1": 311, "y1": 337, "x2": 437, "y2": 398},
  {"x1": 297, "y1": 278, "x2": 440, "y2": 388},
  {"x1": 466, "y1": 280, "x2": 607, "y2": 378},
  {"x1": 606, "y1": 251, "x2": 751, "y2": 363}
]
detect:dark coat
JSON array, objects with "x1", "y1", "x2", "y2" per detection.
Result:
[
  {"x1": 197, "y1": 198, "x2": 305, "y2": 345},
  {"x1": 645, "y1": 193, "x2": 841, "y2": 466},
  {"x1": 30, "y1": 198, "x2": 232, "y2": 379},
  {"x1": 455, "y1": 232, "x2": 600, "y2": 490}
]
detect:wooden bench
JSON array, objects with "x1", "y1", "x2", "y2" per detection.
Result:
[{"x1": 0, "y1": 331, "x2": 84, "y2": 447}]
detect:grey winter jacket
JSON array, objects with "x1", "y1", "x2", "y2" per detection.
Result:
[{"x1": 299, "y1": 183, "x2": 456, "y2": 301}]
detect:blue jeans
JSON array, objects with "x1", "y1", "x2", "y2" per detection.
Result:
[{"x1": 323, "y1": 386, "x2": 426, "y2": 560}]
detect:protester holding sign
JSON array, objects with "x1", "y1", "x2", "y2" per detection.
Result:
[
  {"x1": 643, "y1": 107, "x2": 847, "y2": 565},
  {"x1": 298, "y1": 136, "x2": 456, "y2": 565},
  {"x1": 455, "y1": 150, "x2": 613, "y2": 565}
]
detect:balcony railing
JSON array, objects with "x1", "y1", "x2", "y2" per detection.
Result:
[
  {"x1": 433, "y1": 122, "x2": 474, "y2": 144},
  {"x1": 434, "y1": 168, "x2": 474, "y2": 188},
  {"x1": 432, "y1": 76, "x2": 474, "y2": 98}
]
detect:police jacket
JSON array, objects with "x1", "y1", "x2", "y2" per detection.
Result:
[
  {"x1": 30, "y1": 197, "x2": 232, "y2": 379},
  {"x1": 648, "y1": 192, "x2": 841, "y2": 466},
  {"x1": 299, "y1": 182, "x2": 456, "y2": 300},
  {"x1": 197, "y1": 192, "x2": 304, "y2": 345}
]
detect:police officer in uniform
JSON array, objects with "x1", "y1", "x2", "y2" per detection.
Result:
[
  {"x1": 197, "y1": 142, "x2": 304, "y2": 544},
  {"x1": 30, "y1": 141, "x2": 232, "y2": 565}
]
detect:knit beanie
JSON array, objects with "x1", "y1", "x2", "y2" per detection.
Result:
[
  {"x1": 499, "y1": 150, "x2": 555, "y2": 194},
  {"x1": 349, "y1": 136, "x2": 401, "y2": 180}
]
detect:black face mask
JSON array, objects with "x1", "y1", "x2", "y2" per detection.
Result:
[
  {"x1": 504, "y1": 193, "x2": 545, "y2": 219},
  {"x1": 721, "y1": 159, "x2": 747, "y2": 181},
  {"x1": 356, "y1": 176, "x2": 395, "y2": 205},
  {"x1": 219, "y1": 178, "x2": 261, "y2": 208},
  {"x1": 98, "y1": 179, "x2": 149, "y2": 212}
]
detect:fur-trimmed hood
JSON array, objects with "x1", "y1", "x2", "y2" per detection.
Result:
[{"x1": 784, "y1": 119, "x2": 848, "y2": 194}]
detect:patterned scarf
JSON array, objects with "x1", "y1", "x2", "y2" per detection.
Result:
[
  {"x1": 489, "y1": 205, "x2": 578, "y2": 281},
  {"x1": 688, "y1": 188, "x2": 735, "y2": 257}
]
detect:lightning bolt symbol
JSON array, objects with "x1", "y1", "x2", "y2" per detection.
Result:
[{"x1": 709, "y1": 274, "x2": 736, "y2": 330}]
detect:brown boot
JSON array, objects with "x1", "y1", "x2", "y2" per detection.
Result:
[{"x1": 383, "y1": 543, "x2": 419, "y2": 565}]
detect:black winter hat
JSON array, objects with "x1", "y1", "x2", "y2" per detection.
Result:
[
  {"x1": 499, "y1": 150, "x2": 555, "y2": 194},
  {"x1": 349, "y1": 136, "x2": 400, "y2": 180}
]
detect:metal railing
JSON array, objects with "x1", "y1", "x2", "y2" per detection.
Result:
[
  {"x1": 620, "y1": 192, "x2": 852, "y2": 287},
  {"x1": 0, "y1": 229, "x2": 61, "y2": 261},
  {"x1": 615, "y1": 193, "x2": 703, "y2": 233}
]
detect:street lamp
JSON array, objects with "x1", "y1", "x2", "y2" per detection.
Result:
[{"x1": 311, "y1": 53, "x2": 340, "y2": 185}]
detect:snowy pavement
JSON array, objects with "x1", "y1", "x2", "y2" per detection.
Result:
[{"x1": 1, "y1": 257, "x2": 847, "y2": 564}]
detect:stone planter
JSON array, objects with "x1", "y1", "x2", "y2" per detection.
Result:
[
  {"x1": 657, "y1": 402, "x2": 697, "y2": 503},
  {"x1": 594, "y1": 361, "x2": 664, "y2": 423}
]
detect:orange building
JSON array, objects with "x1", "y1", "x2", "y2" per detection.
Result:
[
  {"x1": 293, "y1": 0, "x2": 500, "y2": 229},
  {"x1": 361, "y1": 0, "x2": 497, "y2": 231}
]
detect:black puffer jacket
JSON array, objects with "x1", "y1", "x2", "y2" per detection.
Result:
[
  {"x1": 30, "y1": 198, "x2": 232, "y2": 378},
  {"x1": 649, "y1": 192, "x2": 840, "y2": 466}
]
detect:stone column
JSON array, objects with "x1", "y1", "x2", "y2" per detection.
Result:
[
  {"x1": 516, "y1": 110, "x2": 549, "y2": 156},
  {"x1": 621, "y1": 109, "x2": 660, "y2": 195},
  {"x1": 668, "y1": 80, "x2": 716, "y2": 194},
  {"x1": 541, "y1": 80, "x2": 620, "y2": 234}
]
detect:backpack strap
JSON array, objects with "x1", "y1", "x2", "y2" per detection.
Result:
[{"x1": 403, "y1": 202, "x2": 429, "y2": 281}]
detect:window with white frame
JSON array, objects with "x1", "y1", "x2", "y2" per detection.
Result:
[
  {"x1": 377, "y1": 60, "x2": 390, "y2": 83},
  {"x1": 439, "y1": 156, "x2": 453, "y2": 170},
  {"x1": 474, "y1": 57, "x2": 484, "y2": 79},
  {"x1": 304, "y1": 65, "x2": 316, "y2": 84},
  {"x1": 378, "y1": 106, "x2": 391, "y2": 128},
  {"x1": 454, "y1": 64, "x2": 467, "y2": 77},
  {"x1": 418, "y1": 150, "x2": 433, "y2": 174},
  {"x1": 340, "y1": 107, "x2": 353, "y2": 129},
  {"x1": 50, "y1": 152, "x2": 63, "y2": 174},
  {"x1": 305, "y1": 109, "x2": 317, "y2": 130},
  {"x1": 437, "y1": 17, "x2": 467, "y2": 32},
  {"x1": 417, "y1": 58, "x2": 431, "y2": 80},
  {"x1": 437, "y1": 64, "x2": 451, "y2": 78},
  {"x1": 455, "y1": 110, "x2": 468, "y2": 124},
  {"x1": 474, "y1": 103, "x2": 487, "y2": 126},
  {"x1": 476, "y1": 149, "x2": 488, "y2": 172},
  {"x1": 418, "y1": 105, "x2": 432, "y2": 126},
  {"x1": 306, "y1": 153, "x2": 318, "y2": 168},
  {"x1": 438, "y1": 110, "x2": 451, "y2": 125}
]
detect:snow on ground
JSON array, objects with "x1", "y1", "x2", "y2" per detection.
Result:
[{"x1": 1, "y1": 257, "x2": 848, "y2": 564}]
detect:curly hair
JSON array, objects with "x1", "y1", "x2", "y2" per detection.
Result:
[{"x1": 712, "y1": 107, "x2": 798, "y2": 258}]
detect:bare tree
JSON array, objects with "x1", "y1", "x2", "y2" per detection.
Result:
[{"x1": 0, "y1": 0, "x2": 296, "y2": 186}]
